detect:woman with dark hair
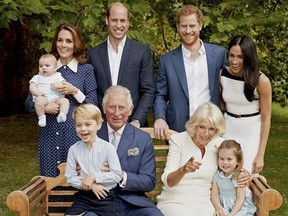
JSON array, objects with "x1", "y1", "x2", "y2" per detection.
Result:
[
  {"x1": 26, "y1": 23, "x2": 98, "y2": 177},
  {"x1": 220, "y1": 35, "x2": 271, "y2": 174}
]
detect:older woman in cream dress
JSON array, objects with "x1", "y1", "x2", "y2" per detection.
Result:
[{"x1": 157, "y1": 102, "x2": 226, "y2": 216}]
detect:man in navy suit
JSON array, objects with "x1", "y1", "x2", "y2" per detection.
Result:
[
  {"x1": 87, "y1": 2, "x2": 154, "y2": 128},
  {"x1": 153, "y1": 5, "x2": 227, "y2": 138},
  {"x1": 97, "y1": 85, "x2": 163, "y2": 216}
]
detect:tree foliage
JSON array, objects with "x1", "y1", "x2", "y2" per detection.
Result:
[{"x1": 0, "y1": 0, "x2": 287, "y2": 115}]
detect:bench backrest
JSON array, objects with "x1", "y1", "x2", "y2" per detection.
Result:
[{"x1": 6, "y1": 127, "x2": 283, "y2": 216}]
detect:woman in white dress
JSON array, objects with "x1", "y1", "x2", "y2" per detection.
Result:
[
  {"x1": 220, "y1": 35, "x2": 272, "y2": 173},
  {"x1": 157, "y1": 102, "x2": 249, "y2": 216}
]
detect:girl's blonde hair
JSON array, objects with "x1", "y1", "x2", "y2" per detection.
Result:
[
  {"x1": 73, "y1": 103, "x2": 103, "y2": 124},
  {"x1": 218, "y1": 140, "x2": 243, "y2": 179}
]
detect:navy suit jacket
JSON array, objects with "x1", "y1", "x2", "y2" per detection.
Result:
[
  {"x1": 87, "y1": 38, "x2": 155, "y2": 126},
  {"x1": 98, "y1": 122, "x2": 157, "y2": 207},
  {"x1": 153, "y1": 43, "x2": 227, "y2": 132}
]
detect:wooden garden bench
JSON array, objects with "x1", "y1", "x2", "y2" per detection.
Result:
[{"x1": 6, "y1": 127, "x2": 283, "y2": 216}]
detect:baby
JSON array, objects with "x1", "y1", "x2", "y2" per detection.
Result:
[{"x1": 29, "y1": 54, "x2": 69, "y2": 127}]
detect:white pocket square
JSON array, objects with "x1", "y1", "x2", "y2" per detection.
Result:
[{"x1": 127, "y1": 147, "x2": 139, "y2": 156}]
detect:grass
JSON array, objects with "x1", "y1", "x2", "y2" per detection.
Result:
[{"x1": 0, "y1": 104, "x2": 287, "y2": 216}]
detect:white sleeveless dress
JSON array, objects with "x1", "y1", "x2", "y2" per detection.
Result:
[{"x1": 221, "y1": 67, "x2": 261, "y2": 173}]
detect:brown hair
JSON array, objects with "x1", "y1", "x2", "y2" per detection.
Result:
[
  {"x1": 176, "y1": 5, "x2": 203, "y2": 24},
  {"x1": 50, "y1": 23, "x2": 87, "y2": 64},
  {"x1": 218, "y1": 140, "x2": 243, "y2": 179}
]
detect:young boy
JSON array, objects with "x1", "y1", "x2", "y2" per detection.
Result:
[
  {"x1": 65, "y1": 103, "x2": 122, "y2": 216},
  {"x1": 29, "y1": 53, "x2": 69, "y2": 127}
]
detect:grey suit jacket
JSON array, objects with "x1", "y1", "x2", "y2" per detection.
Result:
[
  {"x1": 98, "y1": 122, "x2": 157, "y2": 207},
  {"x1": 153, "y1": 43, "x2": 227, "y2": 132},
  {"x1": 87, "y1": 38, "x2": 155, "y2": 125}
]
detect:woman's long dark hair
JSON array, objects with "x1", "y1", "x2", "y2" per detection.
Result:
[{"x1": 228, "y1": 35, "x2": 260, "y2": 102}]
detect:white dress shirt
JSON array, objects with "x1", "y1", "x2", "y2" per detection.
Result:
[
  {"x1": 182, "y1": 41, "x2": 210, "y2": 116},
  {"x1": 107, "y1": 36, "x2": 126, "y2": 85},
  {"x1": 65, "y1": 136, "x2": 122, "y2": 190}
]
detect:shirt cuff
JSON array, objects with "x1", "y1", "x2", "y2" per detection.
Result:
[
  {"x1": 73, "y1": 89, "x2": 85, "y2": 103},
  {"x1": 119, "y1": 171, "x2": 127, "y2": 188}
]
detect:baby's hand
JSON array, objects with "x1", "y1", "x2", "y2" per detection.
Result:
[
  {"x1": 36, "y1": 91, "x2": 45, "y2": 97},
  {"x1": 91, "y1": 183, "x2": 109, "y2": 199}
]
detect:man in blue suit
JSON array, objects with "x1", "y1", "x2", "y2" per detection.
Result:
[
  {"x1": 87, "y1": 2, "x2": 154, "y2": 128},
  {"x1": 97, "y1": 85, "x2": 163, "y2": 216},
  {"x1": 153, "y1": 5, "x2": 227, "y2": 138}
]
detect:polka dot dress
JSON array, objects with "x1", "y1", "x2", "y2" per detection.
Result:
[{"x1": 26, "y1": 63, "x2": 98, "y2": 177}]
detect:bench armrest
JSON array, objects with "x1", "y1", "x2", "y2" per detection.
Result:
[
  {"x1": 250, "y1": 175, "x2": 283, "y2": 216},
  {"x1": 6, "y1": 176, "x2": 47, "y2": 216}
]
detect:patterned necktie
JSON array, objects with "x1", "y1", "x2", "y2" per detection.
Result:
[{"x1": 111, "y1": 131, "x2": 117, "y2": 149}]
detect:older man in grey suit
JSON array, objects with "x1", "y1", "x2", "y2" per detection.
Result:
[
  {"x1": 87, "y1": 2, "x2": 154, "y2": 128},
  {"x1": 153, "y1": 5, "x2": 227, "y2": 138}
]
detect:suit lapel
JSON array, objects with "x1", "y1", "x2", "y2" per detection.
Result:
[
  {"x1": 100, "y1": 42, "x2": 113, "y2": 86},
  {"x1": 172, "y1": 46, "x2": 189, "y2": 99},
  {"x1": 118, "y1": 38, "x2": 132, "y2": 84},
  {"x1": 117, "y1": 124, "x2": 134, "y2": 159}
]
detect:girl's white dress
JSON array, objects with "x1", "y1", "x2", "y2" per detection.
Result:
[{"x1": 213, "y1": 170, "x2": 256, "y2": 215}]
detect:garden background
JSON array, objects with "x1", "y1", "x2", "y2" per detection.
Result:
[{"x1": 0, "y1": 0, "x2": 287, "y2": 215}]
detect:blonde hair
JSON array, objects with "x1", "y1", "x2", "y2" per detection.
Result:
[
  {"x1": 73, "y1": 103, "x2": 103, "y2": 124},
  {"x1": 39, "y1": 53, "x2": 57, "y2": 64},
  {"x1": 102, "y1": 85, "x2": 133, "y2": 109},
  {"x1": 185, "y1": 102, "x2": 225, "y2": 138},
  {"x1": 218, "y1": 140, "x2": 243, "y2": 179}
]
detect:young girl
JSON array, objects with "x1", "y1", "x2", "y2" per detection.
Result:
[
  {"x1": 211, "y1": 140, "x2": 256, "y2": 216},
  {"x1": 65, "y1": 103, "x2": 122, "y2": 216}
]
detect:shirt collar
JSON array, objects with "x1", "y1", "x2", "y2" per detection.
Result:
[
  {"x1": 107, "y1": 122, "x2": 125, "y2": 136},
  {"x1": 107, "y1": 35, "x2": 127, "y2": 50},
  {"x1": 181, "y1": 39, "x2": 206, "y2": 58},
  {"x1": 57, "y1": 58, "x2": 78, "y2": 73},
  {"x1": 219, "y1": 170, "x2": 234, "y2": 179}
]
